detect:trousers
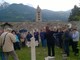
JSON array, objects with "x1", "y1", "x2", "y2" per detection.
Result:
[{"x1": 4, "y1": 50, "x2": 19, "y2": 60}]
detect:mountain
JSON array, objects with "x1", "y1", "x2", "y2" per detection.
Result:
[
  {"x1": 42, "y1": 9, "x2": 71, "y2": 21},
  {"x1": 0, "y1": 2, "x2": 10, "y2": 10},
  {"x1": 0, "y1": 3, "x2": 36, "y2": 21},
  {"x1": 0, "y1": 3, "x2": 71, "y2": 22}
]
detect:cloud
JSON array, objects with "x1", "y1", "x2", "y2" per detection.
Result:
[{"x1": 4, "y1": 0, "x2": 79, "y2": 11}]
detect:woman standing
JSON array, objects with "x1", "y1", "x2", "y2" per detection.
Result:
[
  {"x1": 45, "y1": 26, "x2": 55, "y2": 57},
  {"x1": 12, "y1": 30, "x2": 21, "y2": 50}
]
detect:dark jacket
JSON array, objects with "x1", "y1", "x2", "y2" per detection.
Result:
[
  {"x1": 34, "y1": 32, "x2": 39, "y2": 40},
  {"x1": 26, "y1": 33, "x2": 32, "y2": 41},
  {"x1": 40, "y1": 32, "x2": 46, "y2": 40},
  {"x1": 45, "y1": 31, "x2": 55, "y2": 45},
  {"x1": 62, "y1": 31, "x2": 70, "y2": 42}
]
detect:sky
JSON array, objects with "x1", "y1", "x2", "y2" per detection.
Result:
[{"x1": 0, "y1": 0, "x2": 79, "y2": 11}]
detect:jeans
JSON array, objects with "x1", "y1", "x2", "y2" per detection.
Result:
[
  {"x1": 2, "y1": 52, "x2": 5, "y2": 60},
  {"x1": 63, "y1": 40, "x2": 69, "y2": 56},
  {"x1": 4, "y1": 51, "x2": 19, "y2": 60},
  {"x1": 0, "y1": 48, "x2": 5, "y2": 60},
  {"x1": 41, "y1": 39, "x2": 47, "y2": 47}
]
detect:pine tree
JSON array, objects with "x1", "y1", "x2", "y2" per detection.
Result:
[{"x1": 68, "y1": 5, "x2": 80, "y2": 21}]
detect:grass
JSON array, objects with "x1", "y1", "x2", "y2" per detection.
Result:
[{"x1": 9, "y1": 44, "x2": 79, "y2": 60}]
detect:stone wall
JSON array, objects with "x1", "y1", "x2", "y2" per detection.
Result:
[{"x1": 0, "y1": 21, "x2": 80, "y2": 32}]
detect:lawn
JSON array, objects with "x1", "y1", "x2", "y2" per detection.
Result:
[{"x1": 9, "y1": 44, "x2": 79, "y2": 60}]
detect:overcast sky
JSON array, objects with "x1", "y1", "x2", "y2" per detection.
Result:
[{"x1": 0, "y1": 0, "x2": 79, "y2": 11}]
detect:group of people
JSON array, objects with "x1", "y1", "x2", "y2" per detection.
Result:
[
  {"x1": 41, "y1": 25, "x2": 79, "y2": 57},
  {"x1": 0, "y1": 24, "x2": 79, "y2": 60},
  {"x1": 28, "y1": 25, "x2": 79, "y2": 57}
]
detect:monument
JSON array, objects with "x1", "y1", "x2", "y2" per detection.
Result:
[{"x1": 31, "y1": 32, "x2": 36, "y2": 60}]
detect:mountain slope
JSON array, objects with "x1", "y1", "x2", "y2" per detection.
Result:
[
  {"x1": 42, "y1": 9, "x2": 70, "y2": 21},
  {"x1": 0, "y1": 3, "x2": 36, "y2": 21},
  {"x1": 0, "y1": 3, "x2": 70, "y2": 22}
]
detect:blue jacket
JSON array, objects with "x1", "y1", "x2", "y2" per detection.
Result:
[
  {"x1": 26, "y1": 33, "x2": 32, "y2": 41},
  {"x1": 40, "y1": 32, "x2": 46, "y2": 40}
]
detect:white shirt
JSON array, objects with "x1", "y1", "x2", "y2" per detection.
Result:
[{"x1": 72, "y1": 31, "x2": 79, "y2": 42}]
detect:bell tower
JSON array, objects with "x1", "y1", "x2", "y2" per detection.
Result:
[{"x1": 36, "y1": 5, "x2": 42, "y2": 22}]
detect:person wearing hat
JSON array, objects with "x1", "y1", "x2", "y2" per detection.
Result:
[{"x1": 0, "y1": 28, "x2": 19, "y2": 60}]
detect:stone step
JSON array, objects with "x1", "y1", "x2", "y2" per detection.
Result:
[{"x1": 45, "y1": 56, "x2": 55, "y2": 60}]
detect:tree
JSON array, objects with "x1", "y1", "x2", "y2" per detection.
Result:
[{"x1": 68, "y1": 5, "x2": 80, "y2": 21}]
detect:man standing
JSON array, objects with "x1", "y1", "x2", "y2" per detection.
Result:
[
  {"x1": 40, "y1": 29, "x2": 46, "y2": 47},
  {"x1": 62, "y1": 26, "x2": 70, "y2": 56},
  {"x1": 0, "y1": 28, "x2": 19, "y2": 60},
  {"x1": 72, "y1": 28, "x2": 79, "y2": 56}
]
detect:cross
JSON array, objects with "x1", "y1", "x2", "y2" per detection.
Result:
[{"x1": 30, "y1": 30, "x2": 36, "y2": 60}]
